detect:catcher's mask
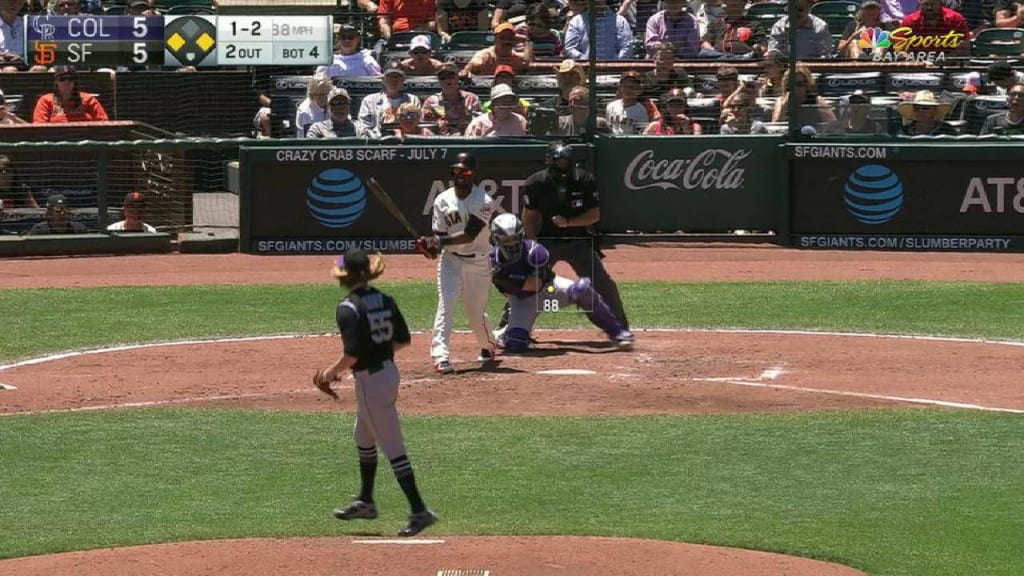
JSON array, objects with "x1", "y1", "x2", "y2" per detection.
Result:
[
  {"x1": 331, "y1": 249, "x2": 385, "y2": 287},
  {"x1": 490, "y1": 212, "x2": 524, "y2": 261}
]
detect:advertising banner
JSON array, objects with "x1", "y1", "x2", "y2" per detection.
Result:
[
  {"x1": 594, "y1": 136, "x2": 784, "y2": 233},
  {"x1": 789, "y1": 143, "x2": 1024, "y2": 252},
  {"x1": 240, "y1": 142, "x2": 552, "y2": 254}
]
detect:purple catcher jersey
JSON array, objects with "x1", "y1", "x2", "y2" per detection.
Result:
[{"x1": 490, "y1": 239, "x2": 553, "y2": 298}]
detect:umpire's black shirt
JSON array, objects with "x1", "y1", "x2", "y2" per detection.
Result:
[{"x1": 522, "y1": 166, "x2": 600, "y2": 240}]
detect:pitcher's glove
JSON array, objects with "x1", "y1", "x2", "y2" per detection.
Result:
[
  {"x1": 313, "y1": 369, "x2": 339, "y2": 400},
  {"x1": 415, "y1": 236, "x2": 440, "y2": 259}
]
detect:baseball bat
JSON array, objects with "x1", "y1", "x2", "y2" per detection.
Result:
[{"x1": 367, "y1": 177, "x2": 422, "y2": 239}]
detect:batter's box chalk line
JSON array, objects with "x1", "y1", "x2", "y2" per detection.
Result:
[
  {"x1": 352, "y1": 539, "x2": 446, "y2": 545},
  {"x1": 0, "y1": 382, "x2": 16, "y2": 390},
  {"x1": 438, "y1": 571, "x2": 490, "y2": 576}
]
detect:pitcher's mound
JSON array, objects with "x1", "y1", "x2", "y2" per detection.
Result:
[{"x1": 0, "y1": 536, "x2": 864, "y2": 576}]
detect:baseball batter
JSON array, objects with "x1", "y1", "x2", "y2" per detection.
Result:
[
  {"x1": 489, "y1": 213, "x2": 633, "y2": 352},
  {"x1": 418, "y1": 152, "x2": 497, "y2": 374},
  {"x1": 313, "y1": 249, "x2": 438, "y2": 537}
]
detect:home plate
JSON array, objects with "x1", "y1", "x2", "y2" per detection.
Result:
[
  {"x1": 0, "y1": 383, "x2": 16, "y2": 391},
  {"x1": 537, "y1": 369, "x2": 596, "y2": 376},
  {"x1": 352, "y1": 539, "x2": 446, "y2": 545}
]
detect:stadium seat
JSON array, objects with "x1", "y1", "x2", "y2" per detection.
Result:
[
  {"x1": 442, "y1": 31, "x2": 494, "y2": 52},
  {"x1": 820, "y1": 14, "x2": 854, "y2": 39},
  {"x1": 886, "y1": 72, "x2": 945, "y2": 94},
  {"x1": 817, "y1": 71, "x2": 884, "y2": 97},
  {"x1": 745, "y1": 2, "x2": 787, "y2": 24},
  {"x1": 386, "y1": 31, "x2": 443, "y2": 53},
  {"x1": 971, "y1": 27, "x2": 1024, "y2": 57},
  {"x1": 810, "y1": 0, "x2": 860, "y2": 18},
  {"x1": 165, "y1": 4, "x2": 215, "y2": 14}
]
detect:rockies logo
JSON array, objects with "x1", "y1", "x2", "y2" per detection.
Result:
[{"x1": 164, "y1": 16, "x2": 217, "y2": 66}]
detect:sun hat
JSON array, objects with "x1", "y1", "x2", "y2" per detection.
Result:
[
  {"x1": 490, "y1": 83, "x2": 517, "y2": 101},
  {"x1": 896, "y1": 90, "x2": 952, "y2": 121}
]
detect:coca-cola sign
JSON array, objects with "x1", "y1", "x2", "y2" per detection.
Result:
[{"x1": 623, "y1": 149, "x2": 751, "y2": 191}]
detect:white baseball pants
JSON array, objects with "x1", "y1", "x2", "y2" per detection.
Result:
[{"x1": 430, "y1": 250, "x2": 493, "y2": 362}]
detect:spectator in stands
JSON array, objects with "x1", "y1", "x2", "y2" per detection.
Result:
[
  {"x1": 617, "y1": 0, "x2": 661, "y2": 32},
  {"x1": 896, "y1": 89, "x2": 954, "y2": 135},
  {"x1": 316, "y1": 24, "x2": 382, "y2": 78},
  {"x1": 767, "y1": 0, "x2": 833, "y2": 59},
  {"x1": 51, "y1": 0, "x2": 80, "y2": 15},
  {"x1": 644, "y1": 0, "x2": 701, "y2": 59},
  {"x1": 308, "y1": 88, "x2": 373, "y2": 138},
  {"x1": 128, "y1": 0, "x2": 155, "y2": 15},
  {"x1": 881, "y1": 0, "x2": 921, "y2": 22},
  {"x1": 644, "y1": 89, "x2": 703, "y2": 135},
  {"x1": 757, "y1": 51, "x2": 786, "y2": 97},
  {"x1": 0, "y1": 0, "x2": 26, "y2": 69},
  {"x1": 554, "y1": 85, "x2": 611, "y2": 136},
  {"x1": 482, "y1": 65, "x2": 530, "y2": 116},
  {"x1": 465, "y1": 84, "x2": 528, "y2": 136},
  {"x1": 900, "y1": 0, "x2": 970, "y2": 56},
  {"x1": 642, "y1": 43, "x2": 689, "y2": 99},
  {"x1": 561, "y1": 0, "x2": 587, "y2": 37},
  {"x1": 462, "y1": 22, "x2": 533, "y2": 77},
  {"x1": 518, "y1": 4, "x2": 564, "y2": 58},
  {"x1": 378, "y1": 0, "x2": 437, "y2": 41},
  {"x1": 981, "y1": 83, "x2": 1024, "y2": 135},
  {"x1": 0, "y1": 90, "x2": 26, "y2": 125},
  {"x1": 714, "y1": 65, "x2": 741, "y2": 101},
  {"x1": 359, "y1": 64, "x2": 421, "y2": 136},
  {"x1": 564, "y1": 0, "x2": 634, "y2": 60},
  {"x1": 494, "y1": 0, "x2": 561, "y2": 31},
  {"x1": 540, "y1": 59, "x2": 586, "y2": 114},
  {"x1": 987, "y1": 62, "x2": 1024, "y2": 95},
  {"x1": 0, "y1": 154, "x2": 37, "y2": 209},
  {"x1": 720, "y1": 90, "x2": 765, "y2": 134},
  {"x1": 838, "y1": 0, "x2": 893, "y2": 60},
  {"x1": 107, "y1": 192, "x2": 157, "y2": 233},
  {"x1": 437, "y1": 0, "x2": 489, "y2": 42},
  {"x1": 829, "y1": 90, "x2": 885, "y2": 134},
  {"x1": 606, "y1": 71, "x2": 660, "y2": 135},
  {"x1": 771, "y1": 64, "x2": 836, "y2": 129},
  {"x1": 993, "y1": 0, "x2": 1024, "y2": 28},
  {"x1": 400, "y1": 34, "x2": 445, "y2": 75},
  {"x1": 26, "y1": 194, "x2": 86, "y2": 235},
  {"x1": 33, "y1": 66, "x2": 109, "y2": 123},
  {"x1": 949, "y1": 0, "x2": 994, "y2": 32},
  {"x1": 295, "y1": 74, "x2": 332, "y2": 138},
  {"x1": 392, "y1": 102, "x2": 436, "y2": 137},
  {"x1": 697, "y1": 0, "x2": 765, "y2": 58},
  {"x1": 421, "y1": 62, "x2": 481, "y2": 135}
]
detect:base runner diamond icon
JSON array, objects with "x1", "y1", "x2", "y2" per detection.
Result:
[{"x1": 164, "y1": 16, "x2": 217, "y2": 66}]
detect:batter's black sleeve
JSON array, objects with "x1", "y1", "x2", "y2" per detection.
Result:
[
  {"x1": 337, "y1": 302, "x2": 362, "y2": 358},
  {"x1": 388, "y1": 297, "x2": 412, "y2": 345},
  {"x1": 463, "y1": 214, "x2": 486, "y2": 240}
]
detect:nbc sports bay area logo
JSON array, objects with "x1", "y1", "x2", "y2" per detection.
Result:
[
  {"x1": 844, "y1": 164, "x2": 904, "y2": 225},
  {"x1": 306, "y1": 168, "x2": 368, "y2": 229},
  {"x1": 857, "y1": 26, "x2": 966, "y2": 63}
]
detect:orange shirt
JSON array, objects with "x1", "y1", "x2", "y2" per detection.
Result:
[
  {"x1": 378, "y1": 0, "x2": 437, "y2": 32},
  {"x1": 33, "y1": 92, "x2": 109, "y2": 123}
]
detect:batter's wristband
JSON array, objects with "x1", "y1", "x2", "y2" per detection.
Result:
[{"x1": 436, "y1": 235, "x2": 452, "y2": 246}]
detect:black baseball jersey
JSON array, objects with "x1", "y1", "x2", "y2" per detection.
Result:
[
  {"x1": 337, "y1": 286, "x2": 411, "y2": 371},
  {"x1": 522, "y1": 166, "x2": 600, "y2": 239}
]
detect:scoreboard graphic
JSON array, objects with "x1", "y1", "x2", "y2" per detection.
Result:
[{"x1": 24, "y1": 15, "x2": 333, "y2": 68}]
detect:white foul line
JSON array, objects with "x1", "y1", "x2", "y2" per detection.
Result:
[
  {"x1": 0, "y1": 383, "x2": 16, "y2": 390},
  {"x1": 695, "y1": 377, "x2": 1024, "y2": 414},
  {"x1": 352, "y1": 539, "x2": 445, "y2": 545}
]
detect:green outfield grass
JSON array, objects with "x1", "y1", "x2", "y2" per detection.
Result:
[{"x1": 2, "y1": 281, "x2": 1023, "y2": 575}]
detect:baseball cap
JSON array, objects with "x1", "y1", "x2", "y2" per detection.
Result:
[
  {"x1": 860, "y1": 0, "x2": 881, "y2": 7},
  {"x1": 123, "y1": 191, "x2": 146, "y2": 207},
  {"x1": 493, "y1": 64, "x2": 516, "y2": 78},
  {"x1": 494, "y1": 22, "x2": 516, "y2": 36},
  {"x1": 129, "y1": 0, "x2": 149, "y2": 7},
  {"x1": 987, "y1": 61, "x2": 1014, "y2": 81},
  {"x1": 334, "y1": 23, "x2": 357, "y2": 34},
  {"x1": 53, "y1": 65, "x2": 76, "y2": 77},
  {"x1": 437, "y1": 62, "x2": 459, "y2": 78},
  {"x1": 46, "y1": 194, "x2": 68, "y2": 209},
  {"x1": 962, "y1": 71, "x2": 981, "y2": 94},
  {"x1": 849, "y1": 89, "x2": 870, "y2": 103},
  {"x1": 383, "y1": 63, "x2": 406, "y2": 78},
  {"x1": 327, "y1": 86, "x2": 351, "y2": 103},
  {"x1": 409, "y1": 34, "x2": 432, "y2": 53},
  {"x1": 663, "y1": 91, "x2": 687, "y2": 103},
  {"x1": 490, "y1": 83, "x2": 517, "y2": 101}
]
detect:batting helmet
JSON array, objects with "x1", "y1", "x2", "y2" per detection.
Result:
[
  {"x1": 450, "y1": 152, "x2": 477, "y2": 172},
  {"x1": 546, "y1": 142, "x2": 572, "y2": 162}
]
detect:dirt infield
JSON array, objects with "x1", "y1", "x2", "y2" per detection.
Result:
[{"x1": 3, "y1": 245, "x2": 1022, "y2": 576}]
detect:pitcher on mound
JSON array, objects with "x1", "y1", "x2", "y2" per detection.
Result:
[{"x1": 417, "y1": 152, "x2": 497, "y2": 374}]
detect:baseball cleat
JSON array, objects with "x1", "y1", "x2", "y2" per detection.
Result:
[
  {"x1": 398, "y1": 509, "x2": 438, "y2": 537},
  {"x1": 435, "y1": 360, "x2": 455, "y2": 374},
  {"x1": 613, "y1": 330, "x2": 635, "y2": 350},
  {"x1": 333, "y1": 499, "x2": 378, "y2": 520},
  {"x1": 477, "y1": 348, "x2": 496, "y2": 362}
]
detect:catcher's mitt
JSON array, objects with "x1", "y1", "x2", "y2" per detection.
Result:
[
  {"x1": 313, "y1": 369, "x2": 339, "y2": 400},
  {"x1": 415, "y1": 236, "x2": 440, "y2": 259}
]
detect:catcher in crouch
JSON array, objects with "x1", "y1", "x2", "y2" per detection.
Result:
[
  {"x1": 489, "y1": 213, "x2": 634, "y2": 352},
  {"x1": 313, "y1": 249, "x2": 438, "y2": 537}
]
